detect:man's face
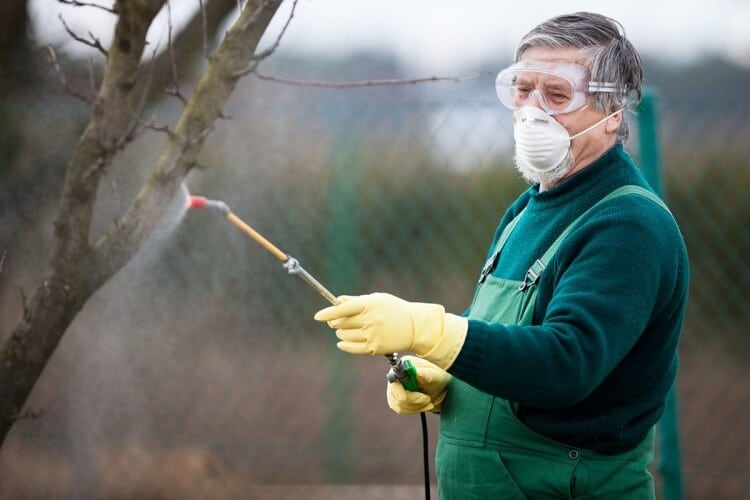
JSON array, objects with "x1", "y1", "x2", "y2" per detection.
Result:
[{"x1": 514, "y1": 46, "x2": 622, "y2": 179}]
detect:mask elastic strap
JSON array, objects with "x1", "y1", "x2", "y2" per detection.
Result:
[{"x1": 569, "y1": 109, "x2": 623, "y2": 140}]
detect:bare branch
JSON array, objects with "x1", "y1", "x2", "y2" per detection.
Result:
[
  {"x1": 58, "y1": 14, "x2": 108, "y2": 56},
  {"x1": 252, "y1": 0, "x2": 297, "y2": 60},
  {"x1": 142, "y1": 0, "x2": 238, "y2": 102},
  {"x1": 58, "y1": 0, "x2": 116, "y2": 14},
  {"x1": 132, "y1": 114, "x2": 176, "y2": 139},
  {"x1": 252, "y1": 70, "x2": 496, "y2": 88},
  {"x1": 0, "y1": 251, "x2": 6, "y2": 273},
  {"x1": 164, "y1": 1, "x2": 187, "y2": 103},
  {"x1": 46, "y1": 45, "x2": 92, "y2": 104},
  {"x1": 233, "y1": 0, "x2": 297, "y2": 77}
]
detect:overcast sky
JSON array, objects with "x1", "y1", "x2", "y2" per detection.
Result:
[{"x1": 31, "y1": 0, "x2": 750, "y2": 73}]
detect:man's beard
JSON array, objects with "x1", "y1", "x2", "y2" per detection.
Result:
[{"x1": 513, "y1": 149, "x2": 574, "y2": 188}]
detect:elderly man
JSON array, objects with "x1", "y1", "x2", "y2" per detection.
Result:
[{"x1": 315, "y1": 12, "x2": 689, "y2": 499}]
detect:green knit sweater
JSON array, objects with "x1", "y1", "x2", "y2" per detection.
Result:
[{"x1": 449, "y1": 144, "x2": 690, "y2": 454}]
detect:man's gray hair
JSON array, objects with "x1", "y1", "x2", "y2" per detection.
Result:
[{"x1": 514, "y1": 12, "x2": 643, "y2": 143}]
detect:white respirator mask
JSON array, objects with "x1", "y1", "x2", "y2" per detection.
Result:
[{"x1": 513, "y1": 105, "x2": 622, "y2": 173}]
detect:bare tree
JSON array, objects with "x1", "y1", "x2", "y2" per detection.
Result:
[{"x1": 0, "y1": 0, "x2": 284, "y2": 447}]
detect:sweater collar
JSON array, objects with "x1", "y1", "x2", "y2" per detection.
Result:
[{"x1": 526, "y1": 144, "x2": 628, "y2": 208}]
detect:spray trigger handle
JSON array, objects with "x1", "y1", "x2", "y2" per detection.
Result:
[{"x1": 386, "y1": 356, "x2": 419, "y2": 392}]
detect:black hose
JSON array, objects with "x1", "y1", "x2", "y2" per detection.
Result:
[{"x1": 420, "y1": 412, "x2": 431, "y2": 500}]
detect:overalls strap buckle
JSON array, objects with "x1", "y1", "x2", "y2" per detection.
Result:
[
  {"x1": 519, "y1": 259, "x2": 546, "y2": 291},
  {"x1": 478, "y1": 251, "x2": 500, "y2": 284}
]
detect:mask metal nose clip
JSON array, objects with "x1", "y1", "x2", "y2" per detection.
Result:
[{"x1": 518, "y1": 110, "x2": 550, "y2": 125}]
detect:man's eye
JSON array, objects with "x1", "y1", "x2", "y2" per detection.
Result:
[
  {"x1": 548, "y1": 92, "x2": 570, "y2": 103},
  {"x1": 515, "y1": 86, "x2": 532, "y2": 96}
]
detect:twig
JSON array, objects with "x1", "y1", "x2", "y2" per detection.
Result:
[
  {"x1": 58, "y1": 14, "x2": 108, "y2": 56},
  {"x1": 164, "y1": 1, "x2": 187, "y2": 103},
  {"x1": 252, "y1": 70, "x2": 496, "y2": 88},
  {"x1": 233, "y1": 0, "x2": 297, "y2": 77},
  {"x1": 126, "y1": 109, "x2": 213, "y2": 149},
  {"x1": 58, "y1": 0, "x2": 116, "y2": 14},
  {"x1": 252, "y1": 0, "x2": 297, "y2": 61},
  {"x1": 46, "y1": 45, "x2": 92, "y2": 104},
  {"x1": 131, "y1": 114, "x2": 176, "y2": 139},
  {"x1": 0, "y1": 251, "x2": 6, "y2": 273}
]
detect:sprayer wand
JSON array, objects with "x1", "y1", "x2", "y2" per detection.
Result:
[
  {"x1": 186, "y1": 195, "x2": 417, "y2": 389},
  {"x1": 187, "y1": 195, "x2": 338, "y2": 305}
]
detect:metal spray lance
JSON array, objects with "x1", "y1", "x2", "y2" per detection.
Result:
[{"x1": 186, "y1": 195, "x2": 419, "y2": 390}]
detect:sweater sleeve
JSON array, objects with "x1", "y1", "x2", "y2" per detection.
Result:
[{"x1": 449, "y1": 196, "x2": 683, "y2": 409}]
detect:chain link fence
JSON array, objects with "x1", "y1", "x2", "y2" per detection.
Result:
[
  {"x1": 0, "y1": 79, "x2": 748, "y2": 499},
  {"x1": 656, "y1": 97, "x2": 750, "y2": 499}
]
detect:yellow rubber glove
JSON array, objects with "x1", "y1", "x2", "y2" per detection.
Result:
[
  {"x1": 387, "y1": 356, "x2": 451, "y2": 414},
  {"x1": 314, "y1": 292, "x2": 468, "y2": 369}
]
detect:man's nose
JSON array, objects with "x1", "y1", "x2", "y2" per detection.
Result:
[{"x1": 527, "y1": 89, "x2": 545, "y2": 109}]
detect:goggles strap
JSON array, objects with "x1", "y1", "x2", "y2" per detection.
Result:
[{"x1": 588, "y1": 81, "x2": 620, "y2": 93}]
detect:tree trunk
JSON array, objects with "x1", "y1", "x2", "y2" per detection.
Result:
[{"x1": 0, "y1": 0, "x2": 283, "y2": 447}]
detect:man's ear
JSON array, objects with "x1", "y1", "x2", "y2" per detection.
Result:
[{"x1": 605, "y1": 111, "x2": 623, "y2": 134}]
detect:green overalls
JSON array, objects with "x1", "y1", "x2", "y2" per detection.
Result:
[{"x1": 436, "y1": 186, "x2": 667, "y2": 499}]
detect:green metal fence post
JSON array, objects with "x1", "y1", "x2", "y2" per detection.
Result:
[{"x1": 638, "y1": 88, "x2": 684, "y2": 500}]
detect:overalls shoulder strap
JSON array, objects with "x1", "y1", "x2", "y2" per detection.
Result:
[
  {"x1": 520, "y1": 185, "x2": 672, "y2": 290},
  {"x1": 478, "y1": 206, "x2": 527, "y2": 283}
]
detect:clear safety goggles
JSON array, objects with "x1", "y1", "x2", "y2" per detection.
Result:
[{"x1": 495, "y1": 61, "x2": 619, "y2": 115}]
